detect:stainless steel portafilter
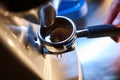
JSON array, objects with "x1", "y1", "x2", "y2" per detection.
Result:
[
  {"x1": 38, "y1": 16, "x2": 76, "y2": 54},
  {"x1": 38, "y1": 16, "x2": 120, "y2": 54}
]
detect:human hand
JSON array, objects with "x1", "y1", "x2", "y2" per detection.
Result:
[{"x1": 105, "y1": 0, "x2": 120, "y2": 42}]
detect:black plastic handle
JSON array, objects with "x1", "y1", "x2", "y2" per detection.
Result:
[
  {"x1": 76, "y1": 24, "x2": 120, "y2": 38},
  {"x1": 86, "y1": 24, "x2": 120, "y2": 38}
]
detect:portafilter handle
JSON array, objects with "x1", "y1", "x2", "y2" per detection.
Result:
[{"x1": 76, "y1": 24, "x2": 120, "y2": 38}]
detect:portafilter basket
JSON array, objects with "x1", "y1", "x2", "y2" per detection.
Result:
[{"x1": 38, "y1": 16, "x2": 77, "y2": 54}]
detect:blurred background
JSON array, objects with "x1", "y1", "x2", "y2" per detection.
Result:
[{"x1": 1, "y1": 0, "x2": 120, "y2": 80}]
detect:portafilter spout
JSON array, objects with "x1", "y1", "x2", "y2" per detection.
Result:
[{"x1": 39, "y1": 3, "x2": 56, "y2": 27}]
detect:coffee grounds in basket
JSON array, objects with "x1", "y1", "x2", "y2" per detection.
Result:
[{"x1": 50, "y1": 28, "x2": 70, "y2": 42}]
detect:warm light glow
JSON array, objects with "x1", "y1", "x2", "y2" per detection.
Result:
[{"x1": 8, "y1": 38, "x2": 14, "y2": 47}]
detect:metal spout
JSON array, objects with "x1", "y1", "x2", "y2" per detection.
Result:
[{"x1": 39, "y1": 3, "x2": 56, "y2": 27}]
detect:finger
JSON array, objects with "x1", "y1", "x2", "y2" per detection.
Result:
[
  {"x1": 111, "y1": 36, "x2": 120, "y2": 42},
  {"x1": 105, "y1": 1, "x2": 120, "y2": 24},
  {"x1": 111, "y1": 12, "x2": 120, "y2": 42},
  {"x1": 112, "y1": 12, "x2": 120, "y2": 27}
]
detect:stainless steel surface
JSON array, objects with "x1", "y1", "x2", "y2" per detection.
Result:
[
  {"x1": 75, "y1": 0, "x2": 120, "y2": 80},
  {"x1": 0, "y1": 24, "x2": 43, "y2": 80},
  {"x1": 0, "y1": 23, "x2": 82, "y2": 80}
]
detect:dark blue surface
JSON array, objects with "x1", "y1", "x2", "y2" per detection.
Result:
[{"x1": 58, "y1": 0, "x2": 85, "y2": 16}]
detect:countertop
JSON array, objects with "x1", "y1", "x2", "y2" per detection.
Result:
[{"x1": 75, "y1": 0, "x2": 120, "y2": 80}]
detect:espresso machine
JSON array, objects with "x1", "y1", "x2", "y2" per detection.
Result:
[{"x1": 0, "y1": 0, "x2": 82, "y2": 80}]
